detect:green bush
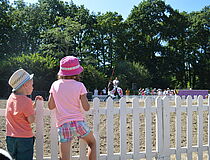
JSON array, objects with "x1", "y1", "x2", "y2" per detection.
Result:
[
  {"x1": 114, "y1": 61, "x2": 150, "y2": 90},
  {"x1": 0, "y1": 53, "x2": 59, "y2": 97},
  {"x1": 81, "y1": 65, "x2": 107, "y2": 93}
]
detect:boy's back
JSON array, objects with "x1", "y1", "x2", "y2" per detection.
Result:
[
  {"x1": 6, "y1": 93, "x2": 34, "y2": 137},
  {"x1": 5, "y1": 69, "x2": 43, "y2": 160}
]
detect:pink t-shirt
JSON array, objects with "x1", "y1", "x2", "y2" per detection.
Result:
[
  {"x1": 6, "y1": 93, "x2": 35, "y2": 137},
  {"x1": 49, "y1": 79, "x2": 88, "y2": 127}
]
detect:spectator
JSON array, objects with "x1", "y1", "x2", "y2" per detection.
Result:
[{"x1": 94, "y1": 88, "x2": 98, "y2": 96}]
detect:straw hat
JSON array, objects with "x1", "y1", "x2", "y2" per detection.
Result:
[
  {"x1": 57, "y1": 56, "x2": 83, "y2": 76},
  {"x1": 8, "y1": 69, "x2": 34, "y2": 92}
]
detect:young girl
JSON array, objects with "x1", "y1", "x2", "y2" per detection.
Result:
[{"x1": 48, "y1": 56, "x2": 96, "y2": 160}]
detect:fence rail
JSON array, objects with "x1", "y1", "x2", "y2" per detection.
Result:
[{"x1": 0, "y1": 95, "x2": 210, "y2": 160}]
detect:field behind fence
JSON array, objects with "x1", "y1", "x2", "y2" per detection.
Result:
[{"x1": 0, "y1": 95, "x2": 210, "y2": 160}]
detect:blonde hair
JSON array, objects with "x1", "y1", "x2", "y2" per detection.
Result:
[{"x1": 58, "y1": 75, "x2": 80, "y2": 81}]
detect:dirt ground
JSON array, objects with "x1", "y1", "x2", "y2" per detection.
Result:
[{"x1": 0, "y1": 99, "x2": 209, "y2": 159}]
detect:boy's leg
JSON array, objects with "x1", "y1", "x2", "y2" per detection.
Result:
[
  {"x1": 81, "y1": 131, "x2": 96, "y2": 160},
  {"x1": 16, "y1": 137, "x2": 34, "y2": 160},
  {"x1": 59, "y1": 141, "x2": 71, "y2": 160},
  {"x1": 6, "y1": 136, "x2": 16, "y2": 159}
]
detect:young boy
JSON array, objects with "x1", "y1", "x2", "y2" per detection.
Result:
[{"x1": 6, "y1": 69, "x2": 43, "y2": 160}]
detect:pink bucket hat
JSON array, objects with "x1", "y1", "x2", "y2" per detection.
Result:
[{"x1": 57, "y1": 56, "x2": 83, "y2": 76}]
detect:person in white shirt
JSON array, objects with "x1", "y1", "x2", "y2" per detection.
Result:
[
  {"x1": 113, "y1": 77, "x2": 119, "y2": 87},
  {"x1": 94, "y1": 88, "x2": 98, "y2": 96}
]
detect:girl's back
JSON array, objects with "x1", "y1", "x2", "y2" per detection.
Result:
[{"x1": 50, "y1": 79, "x2": 87, "y2": 127}]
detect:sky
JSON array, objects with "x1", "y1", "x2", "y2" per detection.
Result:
[{"x1": 9, "y1": 0, "x2": 209, "y2": 19}]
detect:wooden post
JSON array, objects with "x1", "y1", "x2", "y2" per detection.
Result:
[
  {"x1": 132, "y1": 97, "x2": 140, "y2": 160},
  {"x1": 208, "y1": 96, "x2": 210, "y2": 159},
  {"x1": 35, "y1": 100, "x2": 44, "y2": 160},
  {"x1": 197, "y1": 95, "x2": 204, "y2": 160},
  {"x1": 106, "y1": 97, "x2": 114, "y2": 159},
  {"x1": 187, "y1": 96, "x2": 193, "y2": 160},
  {"x1": 50, "y1": 110, "x2": 59, "y2": 160},
  {"x1": 145, "y1": 97, "x2": 152, "y2": 160},
  {"x1": 120, "y1": 97, "x2": 127, "y2": 160},
  {"x1": 156, "y1": 96, "x2": 164, "y2": 160},
  {"x1": 79, "y1": 139, "x2": 87, "y2": 160},
  {"x1": 175, "y1": 96, "x2": 181, "y2": 159},
  {"x1": 93, "y1": 97, "x2": 100, "y2": 159},
  {"x1": 162, "y1": 96, "x2": 170, "y2": 160}
]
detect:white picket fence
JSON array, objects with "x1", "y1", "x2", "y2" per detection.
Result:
[{"x1": 0, "y1": 95, "x2": 210, "y2": 160}]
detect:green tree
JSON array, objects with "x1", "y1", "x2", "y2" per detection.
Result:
[
  {"x1": 188, "y1": 6, "x2": 210, "y2": 89},
  {"x1": 40, "y1": 16, "x2": 84, "y2": 58},
  {"x1": 126, "y1": 0, "x2": 191, "y2": 88},
  {"x1": 91, "y1": 12, "x2": 125, "y2": 75},
  {"x1": 0, "y1": 0, "x2": 14, "y2": 58},
  {"x1": 114, "y1": 61, "x2": 150, "y2": 90},
  {"x1": 0, "y1": 53, "x2": 58, "y2": 96},
  {"x1": 81, "y1": 64, "x2": 107, "y2": 92}
]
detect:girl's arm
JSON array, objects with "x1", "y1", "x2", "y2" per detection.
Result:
[
  {"x1": 80, "y1": 94, "x2": 90, "y2": 111},
  {"x1": 48, "y1": 93, "x2": 56, "y2": 110}
]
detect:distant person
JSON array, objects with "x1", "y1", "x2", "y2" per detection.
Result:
[
  {"x1": 0, "y1": 149, "x2": 12, "y2": 160},
  {"x1": 104, "y1": 80, "x2": 115, "y2": 101},
  {"x1": 108, "y1": 80, "x2": 114, "y2": 92},
  {"x1": 126, "y1": 89, "x2": 130, "y2": 96},
  {"x1": 113, "y1": 77, "x2": 119, "y2": 87},
  {"x1": 94, "y1": 88, "x2": 98, "y2": 96},
  {"x1": 6, "y1": 69, "x2": 43, "y2": 160},
  {"x1": 104, "y1": 78, "x2": 123, "y2": 101},
  {"x1": 48, "y1": 56, "x2": 96, "y2": 160},
  {"x1": 102, "y1": 87, "x2": 107, "y2": 95}
]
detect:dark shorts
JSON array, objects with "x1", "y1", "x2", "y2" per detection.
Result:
[{"x1": 6, "y1": 136, "x2": 35, "y2": 160}]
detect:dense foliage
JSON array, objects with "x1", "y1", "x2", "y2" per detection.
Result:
[{"x1": 0, "y1": 0, "x2": 209, "y2": 97}]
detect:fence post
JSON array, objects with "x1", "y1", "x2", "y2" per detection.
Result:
[
  {"x1": 187, "y1": 96, "x2": 193, "y2": 160},
  {"x1": 106, "y1": 97, "x2": 114, "y2": 159},
  {"x1": 120, "y1": 97, "x2": 127, "y2": 160},
  {"x1": 156, "y1": 96, "x2": 164, "y2": 160},
  {"x1": 132, "y1": 97, "x2": 140, "y2": 160},
  {"x1": 162, "y1": 96, "x2": 170, "y2": 160},
  {"x1": 79, "y1": 139, "x2": 87, "y2": 159},
  {"x1": 145, "y1": 97, "x2": 152, "y2": 160},
  {"x1": 208, "y1": 96, "x2": 210, "y2": 158},
  {"x1": 175, "y1": 96, "x2": 181, "y2": 159},
  {"x1": 93, "y1": 97, "x2": 100, "y2": 159},
  {"x1": 50, "y1": 110, "x2": 59, "y2": 160},
  {"x1": 35, "y1": 100, "x2": 44, "y2": 160},
  {"x1": 197, "y1": 95, "x2": 204, "y2": 160}
]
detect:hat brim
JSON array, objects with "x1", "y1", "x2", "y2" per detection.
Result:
[
  {"x1": 57, "y1": 66, "x2": 83, "y2": 76},
  {"x1": 12, "y1": 74, "x2": 34, "y2": 92}
]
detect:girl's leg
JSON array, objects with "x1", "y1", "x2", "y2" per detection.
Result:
[
  {"x1": 59, "y1": 141, "x2": 71, "y2": 160},
  {"x1": 81, "y1": 131, "x2": 96, "y2": 160}
]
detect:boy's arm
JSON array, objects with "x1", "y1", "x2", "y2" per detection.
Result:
[
  {"x1": 28, "y1": 96, "x2": 43, "y2": 123},
  {"x1": 48, "y1": 93, "x2": 56, "y2": 110},
  {"x1": 80, "y1": 94, "x2": 90, "y2": 111},
  {"x1": 33, "y1": 96, "x2": 44, "y2": 108},
  {"x1": 27, "y1": 115, "x2": 35, "y2": 124}
]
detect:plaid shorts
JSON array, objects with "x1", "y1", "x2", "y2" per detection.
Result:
[{"x1": 58, "y1": 121, "x2": 91, "y2": 142}]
